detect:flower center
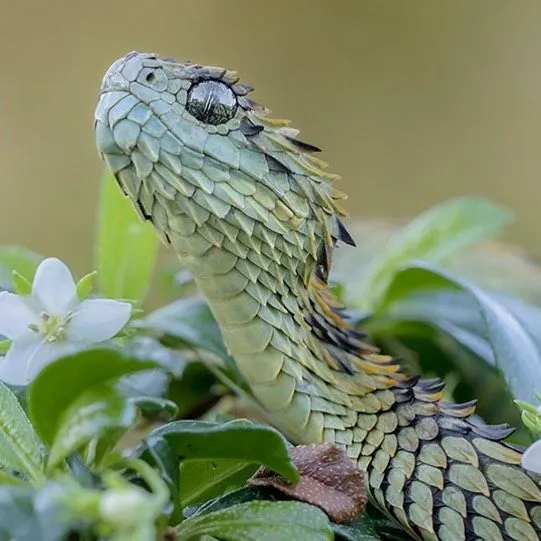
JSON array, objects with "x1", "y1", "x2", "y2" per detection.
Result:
[{"x1": 28, "y1": 311, "x2": 73, "y2": 342}]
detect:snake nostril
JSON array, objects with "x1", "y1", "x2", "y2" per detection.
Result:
[{"x1": 145, "y1": 72, "x2": 155, "y2": 83}]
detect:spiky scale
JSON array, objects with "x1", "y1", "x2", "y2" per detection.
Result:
[{"x1": 96, "y1": 51, "x2": 541, "y2": 541}]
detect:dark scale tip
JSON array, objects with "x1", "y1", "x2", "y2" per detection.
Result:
[
  {"x1": 316, "y1": 242, "x2": 331, "y2": 282},
  {"x1": 471, "y1": 422, "x2": 516, "y2": 441},
  {"x1": 239, "y1": 118, "x2": 264, "y2": 136},
  {"x1": 265, "y1": 154, "x2": 291, "y2": 173},
  {"x1": 233, "y1": 83, "x2": 254, "y2": 96},
  {"x1": 336, "y1": 218, "x2": 356, "y2": 247},
  {"x1": 443, "y1": 399, "x2": 478, "y2": 412},
  {"x1": 136, "y1": 199, "x2": 151, "y2": 220},
  {"x1": 285, "y1": 136, "x2": 322, "y2": 153}
]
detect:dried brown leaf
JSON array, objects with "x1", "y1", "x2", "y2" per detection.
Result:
[{"x1": 248, "y1": 442, "x2": 366, "y2": 524}]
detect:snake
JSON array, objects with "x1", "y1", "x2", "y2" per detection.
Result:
[{"x1": 94, "y1": 51, "x2": 541, "y2": 540}]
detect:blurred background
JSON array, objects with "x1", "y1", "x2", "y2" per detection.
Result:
[{"x1": 1, "y1": 1, "x2": 541, "y2": 274}]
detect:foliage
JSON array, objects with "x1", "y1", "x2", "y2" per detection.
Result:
[{"x1": 0, "y1": 178, "x2": 538, "y2": 539}]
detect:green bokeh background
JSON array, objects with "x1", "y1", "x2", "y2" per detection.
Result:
[{"x1": 1, "y1": 1, "x2": 541, "y2": 274}]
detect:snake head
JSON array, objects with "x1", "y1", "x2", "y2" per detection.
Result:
[
  {"x1": 95, "y1": 50, "x2": 258, "y2": 173},
  {"x1": 95, "y1": 51, "x2": 353, "y2": 264}
]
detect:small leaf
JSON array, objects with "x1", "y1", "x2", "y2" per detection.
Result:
[
  {"x1": 130, "y1": 396, "x2": 178, "y2": 420},
  {"x1": 0, "y1": 381, "x2": 43, "y2": 483},
  {"x1": 76, "y1": 271, "x2": 97, "y2": 299},
  {"x1": 95, "y1": 173, "x2": 158, "y2": 303},
  {"x1": 383, "y1": 263, "x2": 541, "y2": 401},
  {"x1": 248, "y1": 443, "x2": 366, "y2": 524},
  {"x1": 139, "y1": 420, "x2": 298, "y2": 483},
  {"x1": 362, "y1": 197, "x2": 511, "y2": 310},
  {"x1": 28, "y1": 349, "x2": 158, "y2": 446},
  {"x1": 11, "y1": 271, "x2": 31, "y2": 295},
  {"x1": 47, "y1": 384, "x2": 137, "y2": 469},
  {"x1": 177, "y1": 500, "x2": 333, "y2": 541},
  {"x1": 0, "y1": 246, "x2": 41, "y2": 290}
]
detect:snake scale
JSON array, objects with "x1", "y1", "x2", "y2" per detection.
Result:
[{"x1": 94, "y1": 51, "x2": 541, "y2": 540}]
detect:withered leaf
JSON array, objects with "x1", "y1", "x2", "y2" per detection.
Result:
[{"x1": 248, "y1": 442, "x2": 367, "y2": 524}]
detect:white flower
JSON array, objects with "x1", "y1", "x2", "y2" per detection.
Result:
[
  {"x1": 99, "y1": 487, "x2": 156, "y2": 528},
  {"x1": 522, "y1": 439, "x2": 541, "y2": 474},
  {"x1": 0, "y1": 257, "x2": 131, "y2": 385}
]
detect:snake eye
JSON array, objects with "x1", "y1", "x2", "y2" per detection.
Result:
[{"x1": 186, "y1": 80, "x2": 238, "y2": 125}]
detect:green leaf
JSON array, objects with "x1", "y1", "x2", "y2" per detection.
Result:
[
  {"x1": 177, "y1": 500, "x2": 333, "y2": 541},
  {"x1": 137, "y1": 297, "x2": 234, "y2": 365},
  {"x1": 140, "y1": 420, "x2": 298, "y2": 483},
  {"x1": 0, "y1": 381, "x2": 43, "y2": 483},
  {"x1": 383, "y1": 263, "x2": 541, "y2": 401},
  {"x1": 333, "y1": 523, "x2": 382, "y2": 541},
  {"x1": 0, "y1": 482, "x2": 75, "y2": 541},
  {"x1": 130, "y1": 396, "x2": 179, "y2": 419},
  {"x1": 95, "y1": 172, "x2": 158, "y2": 303},
  {"x1": 186, "y1": 486, "x2": 279, "y2": 517},
  {"x1": 179, "y1": 459, "x2": 259, "y2": 507},
  {"x1": 378, "y1": 289, "x2": 494, "y2": 364},
  {"x1": 362, "y1": 197, "x2": 511, "y2": 310},
  {"x1": 28, "y1": 348, "x2": 158, "y2": 446},
  {"x1": 47, "y1": 384, "x2": 138, "y2": 469},
  {"x1": 0, "y1": 246, "x2": 41, "y2": 290},
  {"x1": 137, "y1": 420, "x2": 297, "y2": 521}
]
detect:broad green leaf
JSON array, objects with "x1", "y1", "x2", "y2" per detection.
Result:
[
  {"x1": 361, "y1": 197, "x2": 511, "y2": 310},
  {"x1": 383, "y1": 263, "x2": 541, "y2": 401},
  {"x1": 179, "y1": 459, "x2": 259, "y2": 507},
  {"x1": 95, "y1": 172, "x2": 158, "y2": 303},
  {"x1": 47, "y1": 384, "x2": 137, "y2": 469},
  {"x1": 0, "y1": 482, "x2": 75, "y2": 541},
  {"x1": 0, "y1": 246, "x2": 41, "y2": 291},
  {"x1": 124, "y1": 336, "x2": 187, "y2": 378},
  {"x1": 177, "y1": 500, "x2": 332, "y2": 541},
  {"x1": 335, "y1": 513, "x2": 411, "y2": 541},
  {"x1": 139, "y1": 420, "x2": 298, "y2": 483},
  {"x1": 186, "y1": 486, "x2": 280, "y2": 518},
  {"x1": 333, "y1": 523, "x2": 382, "y2": 541},
  {"x1": 0, "y1": 381, "x2": 43, "y2": 483},
  {"x1": 28, "y1": 349, "x2": 158, "y2": 446},
  {"x1": 167, "y1": 361, "x2": 219, "y2": 419},
  {"x1": 137, "y1": 297, "x2": 233, "y2": 364},
  {"x1": 379, "y1": 290, "x2": 494, "y2": 364}
]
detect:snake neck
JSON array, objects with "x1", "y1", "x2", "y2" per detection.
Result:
[{"x1": 127, "y1": 165, "x2": 404, "y2": 442}]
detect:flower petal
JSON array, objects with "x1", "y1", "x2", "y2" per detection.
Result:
[
  {"x1": 522, "y1": 439, "x2": 541, "y2": 474},
  {"x1": 0, "y1": 337, "x2": 84, "y2": 385},
  {"x1": 0, "y1": 292, "x2": 39, "y2": 339},
  {"x1": 0, "y1": 335, "x2": 43, "y2": 385},
  {"x1": 32, "y1": 258, "x2": 77, "y2": 315},
  {"x1": 67, "y1": 299, "x2": 131, "y2": 343}
]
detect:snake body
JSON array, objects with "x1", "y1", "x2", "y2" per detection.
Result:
[{"x1": 94, "y1": 51, "x2": 541, "y2": 540}]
